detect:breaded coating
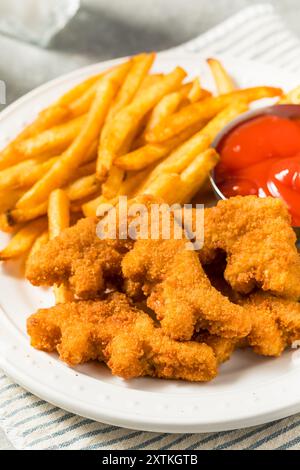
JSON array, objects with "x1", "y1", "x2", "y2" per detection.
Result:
[
  {"x1": 122, "y1": 211, "x2": 251, "y2": 341},
  {"x1": 198, "y1": 196, "x2": 300, "y2": 300},
  {"x1": 239, "y1": 291, "x2": 300, "y2": 356},
  {"x1": 194, "y1": 331, "x2": 237, "y2": 364},
  {"x1": 26, "y1": 217, "x2": 131, "y2": 299},
  {"x1": 27, "y1": 293, "x2": 218, "y2": 382}
]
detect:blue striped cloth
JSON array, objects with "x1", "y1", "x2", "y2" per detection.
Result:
[
  {"x1": 1, "y1": 371, "x2": 300, "y2": 449},
  {"x1": 1, "y1": 3, "x2": 300, "y2": 450}
]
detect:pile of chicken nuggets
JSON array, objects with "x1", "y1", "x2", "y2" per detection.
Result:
[{"x1": 26, "y1": 195, "x2": 300, "y2": 382}]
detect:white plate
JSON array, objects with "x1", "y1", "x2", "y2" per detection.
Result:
[{"x1": 1, "y1": 53, "x2": 300, "y2": 434}]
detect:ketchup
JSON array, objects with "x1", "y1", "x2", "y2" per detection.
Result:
[{"x1": 215, "y1": 114, "x2": 300, "y2": 226}]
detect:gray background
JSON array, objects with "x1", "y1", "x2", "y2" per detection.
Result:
[{"x1": 0, "y1": 0, "x2": 299, "y2": 450}]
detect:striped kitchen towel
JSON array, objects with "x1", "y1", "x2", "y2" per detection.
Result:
[{"x1": 1, "y1": 3, "x2": 300, "y2": 450}]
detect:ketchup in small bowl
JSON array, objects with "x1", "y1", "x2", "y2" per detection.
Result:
[{"x1": 211, "y1": 105, "x2": 300, "y2": 228}]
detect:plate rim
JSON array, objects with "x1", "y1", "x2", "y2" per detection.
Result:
[{"x1": 1, "y1": 52, "x2": 300, "y2": 434}]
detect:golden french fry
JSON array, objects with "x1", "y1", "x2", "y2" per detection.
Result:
[
  {"x1": 66, "y1": 174, "x2": 100, "y2": 201},
  {"x1": 0, "y1": 106, "x2": 72, "y2": 171},
  {"x1": 0, "y1": 189, "x2": 25, "y2": 214},
  {"x1": 106, "y1": 53, "x2": 155, "y2": 121},
  {"x1": 178, "y1": 148, "x2": 220, "y2": 202},
  {"x1": 96, "y1": 66, "x2": 187, "y2": 178},
  {"x1": 142, "y1": 172, "x2": 184, "y2": 204},
  {"x1": 0, "y1": 218, "x2": 46, "y2": 260},
  {"x1": 146, "y1": 86, "x2": 282, "y2": 143},
  {"x1": 16, "y1": 68, "x2": 122, "y2": 210},
  {"x1": 144, "y1": 90, "x2": 184, "y2": 133},
  {"x1": 53, "y1": 281, "x2": 74, "y2": 304},
  {"x1": 0, "y1": 140, "x2": 97, "y2": 193},
  {"x1": 207, "y1": 58, "x2": 236, "y2": 94},
  {"x1": 27, "y1": 230, "x2": 49, "y2": 258},
  {"x1": 134, "y1": 74, "x2": 163, "y2": 98},
  {"x1": 0, "y1": 73, "x2": 102, "y2": 172},
  {"x1": 69, "y1": 81, "x2": 101, "y2": 117},
  {"x1": 4, "y1": 203, "x2": 48, "y2": 227},
  {"x1": 114, "y1": 122, "x2": 204, "y2": 171},
  {"x1": 70, "y1": 61, "x2": 131, "y2": 117},
  {"x1": 129, "y1": 84, "x2": 193, "y2": 149},
  {"x1": 71, "y1": 160, "x2": 96, "y2": 180},
  {"x1": 279, "y1": 85, "x2": 300, "y2": 104},
  {"x1": 82, "y1": 194, "x2": 107, "y2": 217},
  {"x1": 5, "y1": 174, "x2": 99, "y2": 226},
  {"x1": 118, "y1": 167, "x2": 154, "y2": 197},
  {"x1": 48, "y1": 189, "x2": 73, "y2": 303},
  {"x1": 139, "y1": 100, "x2": 248, "y2": 190},
  {"x1": 48, "y1": 189, "x2": 70, "y2": 239},
  {"x1": 15, "y1": 115, "x2": 86, "y2": 159},
  {"x1": 101, "y1": 166, "x2": 125, "y2": 199},
  {"x1": 58, "y1": 73, "x2": 104, "y2": 107},
  {"x1": 187, "y1": 78, "x2": 201, "y2": 103},
  {"x1": 115, "y1": 144, "x2": 168, "y2": 171},
  {"x1": 0, "y1": 157, "x2": 52, "y2": 191}
]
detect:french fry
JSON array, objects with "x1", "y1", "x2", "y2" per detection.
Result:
[
  {"x1": 48, "y1": 189, "x2": 73, "y2": 303},
  {"x1": 178, "y1": 148, "x2": 220, "y2": 202},
  {"x1": 2, "y1": 71, "x2": 102, "y2": 158},
  {"x1": 140, "y1": 149, "x2": 219, "y2": 205},
  {"x1": 82, "y1": 194, "x2": 108, "y2": 217},
  {"x1": 4, "y1": 174, "x2": 100, "y2": 226},
  {"x1": 97, "y1": 54, "x2": 155, "y2": 182},
  {"x1": 140, "y1": 100, "x2": 248, "y2": 189},
  {"x1": 69, "y1": 81, "x2": 101, "y2": 117},
  {"x1": 279, "y1": 85, "x2": 300, "y2": 104},
  {"x1": 144, "y1": 89, "x2": 186, "y2": 134},
  {"x1": 48, "y1": 189, "x2": 70, "y2": 238},
  {"x1": 207, "y1": 58, "x2": 236, "y2": 94},
  {"x1": 0, "y1": 157, "x2": 53, "y2": 191},
  {"x1": 0, "y1": 140, "x2": 97, "y2": 193},
  {"x1": 134, "y1": 74, "x2": 163, "y2": 98},
  {"x1": 146, "y1": 86, "x2": 282, "y2": 143},
  {"x1": 0, "y1": 189, "x2": 24, "y2": 214},
  {"x1": 118, "y1": 167, "x2": 154, "y2": 197},
  {"x1": 3, "y1": 203, "x2": 48, "y2": 227},
  {"x1": 106, "y1": 53, "x2": 155, "y2": 121},
  {"x1": 0, "y1": 106, "x2": 72, "y2": 171},
  {"x1": 26, "y1": 230, "x2": 49, "y2": 258},
  {"x1": 187, "y1": 78, "x2": 201, "y2": 103},
  {"x1": 71, "y1": 160, "x2": 96, "y2": 180},
  {"x1": 0, "y1": 71, "x2": 112, "y2": 172},
  {"x1": 15, "y1": 114, "x2": 86, "y2": 159},
  {"x1": 65, "y1": 174, "x2": 100, "y2": 201},
  {"x1": 115, "y1": 143, "x2": 169, "y2": 171},
  {"x1": 25, "y1": 230, "x2": 49, "y2": 274},
  {"x1": 101, "y1": 166, "x2": 125, "y2": 199},
  {"x1": 58, "y1": 73, "x2": 104, "y2": 107},
  {"x1": 127, "y1": 84, "x2": 193, "y2": 149},
  {"x1": 96, "y1": 66, "x2": 187, "y2": 178},
  {"x1": 142, "y1": 172, "x2": 184, "y2": 204},
  {"x1": 16, "y1": 66, "x2": 124, "y2": 210},
  {"x1": 69, "y1": 61, "x2": 131, "y2": 117},
  {"x1": 114, "y1": 122, "x2": 204, "y2": 171},
  {"x1": 0, "y1": 217, "x2": 46, "y2": 260}
]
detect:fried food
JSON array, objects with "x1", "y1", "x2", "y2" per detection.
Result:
[
  {"x1": 207, "y1": 58, "x2": 236, "y2": 94},
  {"x1": 27, "y1": 292, "x2": 218, "y2": 382},
  {"x1": 239, "y1": 291, "x2": 300, "y2": 356},
  {"x1": 198, "y1": 196, "x2": 300, "y2": 300},
  {"x1": 145, "y1": 86, "x2": 282, "y2": 143},
  {"x1": 0, "y1": 217, "x2": 47, "y2": 260},
  {"x1": 25, "y1": 216, "x2": 131, "y2": 299},
  {"x1": 122, "y1": 200, "x2": 251, "y2": 341},
  {"x1": 194, "y1": 331, "x2": 237, "y2": 364}
]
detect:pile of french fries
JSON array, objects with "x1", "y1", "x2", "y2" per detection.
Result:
[{"x1": 1, "y1": 52, "x2": 298, "y2": 291}]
